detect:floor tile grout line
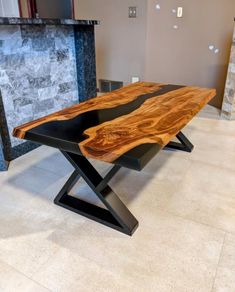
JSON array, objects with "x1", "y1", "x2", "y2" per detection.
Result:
[
  {"x1": 188, "y1": 160, "x2": 235, "y2": 174},
  {"x1": 186, "y1": 152, "x2": 235, "y2": 174},
  {"x1": 158, "y1": 158, "x2": 235, "y2": 218},
  {"x1": 158, "y1": 157, "x2": 195, "y2": 208},
  {"x1": 28, "y1": 248, "x2": 61, "y2": 291},
  {"x1": 154, "y1": 156, "x2": 235, "y2": 235},
  {"x1": 175, "y1": 139, "x2": 235, "y2": 168},
  {"x1": 51, "y1": 199, "x2": 228, "y2": 253},
  {"x1": 141, "y1": 152, "x2": 194, "y2": 189},
  {"x1": 6, "y1": 162, "x2": 66, "y2": 180},
  {"x1": 0, "y1": 259, "x2": 54, "y2": 292},
  {"x1": 186, "y1": 127, "x2": 235, "y2": 138},
  {"x1": 210, "y1": 232, "x2": 227, "y2": 292},
  {"x1": 160, "y1": 208, "x2": 227, "y2": 236},
  {"x1": 128, "y1": 156, "x2": 234, "y2": 235},
  {"x1": 28, "y1": 163, "x2": 72, "y2": 178},
  {"x1": 157, "y1": 173, "x2": 235, "y2": 235}
]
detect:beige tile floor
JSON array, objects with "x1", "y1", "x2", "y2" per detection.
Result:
[{"x1": 0, "y1": 105, "x2": 235, "y2": 292}]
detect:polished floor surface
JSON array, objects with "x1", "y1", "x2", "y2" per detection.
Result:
[{"x1": 0, "y1": 105, "x2": 235, "y2": 292}]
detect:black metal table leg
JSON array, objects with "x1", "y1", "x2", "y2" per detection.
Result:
[
  {"x1": 54, "y1": 170, "x2": 81, "y2": 204},
  {"x1": 165, "y1": 131, "x2": 194, "y2": 152},
  {"x1": 54, "y1": 151, "x2": 139, "y2": 236}
]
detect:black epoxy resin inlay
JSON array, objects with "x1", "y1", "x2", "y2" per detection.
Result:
[{"x1": 26, "y1": 84, "x2": 184, "y2": 145}]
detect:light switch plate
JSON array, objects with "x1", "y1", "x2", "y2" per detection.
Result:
[
  {"x1": 177, "y1": 7, "x2": 183, "y2": 18},
  {"x1": 129, "y1": 7, "x2": 137, "y2": 18}
]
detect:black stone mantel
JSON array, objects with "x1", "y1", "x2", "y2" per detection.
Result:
[
  {"x1": 0, "y1": 17, "x2": 100, "y2": 26},
  {"x1": 0, "y1": 17, "x2": 99, "y2": 170}
]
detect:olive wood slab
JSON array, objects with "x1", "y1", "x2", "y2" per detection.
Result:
[
  {"x1": 13, "y1": 82, "x2": 163, "y2": 139},
  {"x1": 13, "y1": 82, "x2": 216, "y2": 164},
  {"x1": 80, "y1": 86, "x2": 216, "y2": 162}
]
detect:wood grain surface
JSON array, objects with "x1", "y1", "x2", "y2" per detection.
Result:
[
  {"x1": 13, "y1": 82, "x2": 163, "y2": 139},
  {"x1": 13, "y1": 82, "x2": 216, "y2": 163},
  {"x1": 79, "y1": 86, "x2": 216, "y2": 162}
]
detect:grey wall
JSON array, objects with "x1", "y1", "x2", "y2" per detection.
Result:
[
  {"x1": 76, "y1": 0, "x2": 235, "y2": 108},
  {"x1": 145, "y1": 0, "x2": 235, "y2": 108},
  {"x1": 76, "y1": 0, "x2": 147, "y2": 85}
]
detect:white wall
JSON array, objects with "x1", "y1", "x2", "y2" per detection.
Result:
[{"x1": 0, "y1": 0, "x2": 19, "y2": 17}]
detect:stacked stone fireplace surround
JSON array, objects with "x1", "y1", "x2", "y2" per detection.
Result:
[
  {"x1": 0, "y1": 17, "x2": 99, "y2": 170},
  {"x1": 221, "y1": 22, "x2": 235, "y2": 120}
]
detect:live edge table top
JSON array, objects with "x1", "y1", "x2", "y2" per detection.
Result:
[{"x1": 13, "y1": 82, "x2": 216, "y2": 170}]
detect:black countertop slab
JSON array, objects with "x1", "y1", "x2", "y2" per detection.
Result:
[{"x1": 0, "y1": 17, "x2": 100, "y2": 26}]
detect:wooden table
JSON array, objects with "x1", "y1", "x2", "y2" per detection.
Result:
[{"x1": 13, "y1": 82, "x2": 216, "y2": 236}]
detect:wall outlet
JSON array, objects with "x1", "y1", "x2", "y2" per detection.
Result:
[
  {"x1": 132, "y1": 76, "x2": 140, "y2": 83},
  {"x1": 129, "y1": 7, "x2": 137, "y2": 18}
]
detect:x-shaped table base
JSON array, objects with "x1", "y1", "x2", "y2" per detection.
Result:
[
  {"x1": 54, "y1": 151, "x2": 139, "y2": 235},
  {"x1": 54, "y1": 131, "x2": 193, "y2": 236}
]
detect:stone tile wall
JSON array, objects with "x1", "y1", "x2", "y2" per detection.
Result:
[
  {"x1": 221, "y1": 24, "x2": 235, "y2": 120},
  {"x1": 0, "y1": 142, "x2": 7, "y2": 170},
  {"x1": 0, "y1": 25, "x2": 79, "y2": 147}
]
